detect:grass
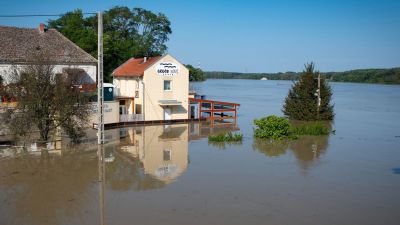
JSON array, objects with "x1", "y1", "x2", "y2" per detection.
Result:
[
  {"x1": 208, "y1": 132, "x2": 243, "y2": 142},
  {"x1": 290, "y1": 122, "x2": 330, "y2": 136}
]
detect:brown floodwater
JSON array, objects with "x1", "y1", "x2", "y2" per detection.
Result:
[{"x1": 1, "y1": 80, "x2": 400, "y2": 225}]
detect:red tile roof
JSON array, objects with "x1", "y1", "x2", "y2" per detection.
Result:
[{"x1": 112, "y1": 56, "x2": 162, "y2": 77}]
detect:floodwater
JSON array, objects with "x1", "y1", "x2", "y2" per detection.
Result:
[{"x1": 1, "y1": 80, "x2": 400, "y2": 225}]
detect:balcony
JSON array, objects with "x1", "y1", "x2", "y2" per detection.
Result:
[{"x1": 119, "y1": 114, "x2": 144, "y2": 122}]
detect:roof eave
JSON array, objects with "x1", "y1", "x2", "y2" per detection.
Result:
[{"x1": 112, "y1": 74, "x2": 143, "y2": 78}]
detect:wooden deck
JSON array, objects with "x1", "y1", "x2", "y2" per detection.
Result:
[{"x1": 189, "y1": 97, "x2": 240, "y2": 120}]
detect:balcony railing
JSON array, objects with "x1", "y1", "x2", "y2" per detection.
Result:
[{"x1": 120, "y1": 114, "x2": 144, "y2": 122}]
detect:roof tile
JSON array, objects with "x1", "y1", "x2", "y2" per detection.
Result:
[
  {"x1": 0, "y1": 25, "x2": 97, "y2": 64},
  {"x1": 112, "y1": 56, "x2": 161, "y2": 77}
]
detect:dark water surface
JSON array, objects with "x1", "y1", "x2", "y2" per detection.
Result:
[{"x1": 1, "y1": 80, "x2": 400, "y2": 225}]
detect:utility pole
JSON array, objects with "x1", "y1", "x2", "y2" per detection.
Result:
[
  {"x1": 97, "y1": 11, "x2": 104, "y2": 145},
  {"x1": 97, "y1": 11, "x2": 106, "y2": 225},
  {"x1": 317, "y1": 73, "x2": 321, "y2": 119},
  {"x1": 98, "y1": 142, "x2": 106, "y2": 225}
]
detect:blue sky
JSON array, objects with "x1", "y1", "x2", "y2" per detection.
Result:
[{"x1": 1, "y1": 0, "x2": 399, "y2": 72}]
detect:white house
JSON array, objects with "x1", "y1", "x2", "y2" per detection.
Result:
[{"x1": 0, "y1": 24, "x2": 97, "y2": 84}]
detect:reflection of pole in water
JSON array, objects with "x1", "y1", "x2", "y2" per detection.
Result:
[
  {"x1": 98, "y1": 144, "x2": 106, "y2": 225},
  {"x1": 311, "y1": 143, "x2": 318, "y2": 160}
]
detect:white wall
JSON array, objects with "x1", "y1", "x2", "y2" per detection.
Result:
[
  {"x1": 113, "y1": 77, "x2": 144, "y2": 114},
  {"x1": 88, "y1": 101, "x2": 119, "y2": 125},
  {"x1": 0, "y1": 64, "x2": 97, "y2": 84},
  {"x1": 113, "y1": 77, "x2": 139, "y2": 97}
]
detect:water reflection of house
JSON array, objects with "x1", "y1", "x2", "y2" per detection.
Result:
[
  {"x1": 189, "y1": 120, "x2": 239, "y2": 140},
  {"x1": 117, "y1": 124, "x2": 189, "y2": 182}
]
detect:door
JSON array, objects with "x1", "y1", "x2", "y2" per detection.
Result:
[
  {"x1": 190, "y1": 105, "x2": 198, "y2": 119},
  {"x1": 119, "y1": 105, "x2": 127, "y2": 115},
  {"x1": 164, "y1": 107, "x2": 172, "y2": 120}
]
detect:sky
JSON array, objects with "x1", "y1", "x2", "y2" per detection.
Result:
[{"x1": 0, "y1": 0, "x2": 399, "y2": 73}]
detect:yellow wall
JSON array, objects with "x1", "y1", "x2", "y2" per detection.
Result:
[
  {"x1": 119, "y1": 124, "x2": 189, "y2": 182},
  {"x1": 141, "y1": 124, "x2": 188, "y2": 181},
  {"x1": 143, "y1": 55, "x2": 189, "y2": 121},
  {"x1": 113, "y1": 78, "x2": 143, "y2": 114}
]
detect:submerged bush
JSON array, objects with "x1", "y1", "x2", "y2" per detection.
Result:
[
  {"x1": 254, "y1": 115, "x2": 292, "y2": 140},
  {"x1": 254, "y1": 115, "x2": 332, "y2": 140},
  {"x1": 290, "y1": 122, "x2": 330, "y2": 135},
  {"x1": 208, "y1": 132, "x2": 243, "y2": 142}
]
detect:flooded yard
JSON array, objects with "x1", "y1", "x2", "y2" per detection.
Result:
[{"x1": 1, "y1": 80, "x2": 400, "y2": 225}]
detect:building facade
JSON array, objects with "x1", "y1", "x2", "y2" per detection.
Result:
[
  {"x1": 0, "y1": 24, "x2": 97, "y2": 84},
  {"x1": 112, "y1": 54, "x2": 189, "y2": 122}
]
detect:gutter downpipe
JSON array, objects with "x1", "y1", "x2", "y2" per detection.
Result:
[{"x1": 141, "y1": 78, "x2": 145, "y2": 121}]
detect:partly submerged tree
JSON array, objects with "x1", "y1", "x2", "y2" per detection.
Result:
[
  {"x1": 4, "y1": 53, "x2": 91, "y2": 142},
  {"x1": 186, "y1": 64, "x2": 206, "y2": 82},
  {"x1": 48, "y1": 6, "x2": 172, "y2": 82},
  {"x1": 282, "y1": 63, "x2": 334, "y2": 120}
]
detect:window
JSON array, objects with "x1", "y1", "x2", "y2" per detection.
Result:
[
  {"x1": 135, "y1": 104, "x2": 142, "y2": 114},
  {"x1": 164, "y1": 80, "x2": 171, "y2": 91},
  {"x1": 163, "y1": 149, "x2": 171, "y2": 161}
]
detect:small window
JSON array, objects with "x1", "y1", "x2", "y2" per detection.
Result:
[
  {"x1": 164, "y1": 80, "x2": 171, "y2": 91},
  {"x1": 135, "y1": 104, "x2": 142, "y2": 114},
  {"x1": 163, "y1": 149, "x2": 171, "y2": 161}
]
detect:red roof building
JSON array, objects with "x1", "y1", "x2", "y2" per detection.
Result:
[{"x1": 112, "y1": 56, "x2": 162, "y2": 77}]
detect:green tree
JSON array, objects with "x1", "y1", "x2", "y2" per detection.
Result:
[
  {"x1": 48, "y1": 9, "x2": 97, "y2": 56},
  {"x1": 282, "y1": 63, "x2": 334, "y2": 120},
  {"x1": 48, "y1": 6, "x2": 172, "y2": 82},
  {"x1": 4, "y1": 53, "x2": 91, "y2": 142},
  {"x1": 186, "y1": 64, "x2": 206, "y2": 81}
]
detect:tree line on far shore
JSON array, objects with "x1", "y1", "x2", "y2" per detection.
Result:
[{"x1": 205, "y1": 67, "x2": 400, "y2": 84}]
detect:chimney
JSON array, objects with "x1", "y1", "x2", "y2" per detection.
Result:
[
  {"x1": 39, "y1": 23, "x2": 46, "y2": 33},
  {"x1": 143, "y1": 57, "x2": 147, "y2": 63}
]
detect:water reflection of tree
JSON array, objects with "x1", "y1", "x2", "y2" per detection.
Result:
[
  {"x1": 290, "y1": 135, "x2": 329, "y2": 170},
  {"x1": 252, "y1": 138, "x2": 289, "y2": 157},
  {"x1": 253, "y1": 134, "x2": 330, "y2": 170},
  {"x1": 0, "y1": 150, "x2": 98, "y2": 225},
  {"x1": 208, "y1": 140, "x2": 243, "y2": 150}
]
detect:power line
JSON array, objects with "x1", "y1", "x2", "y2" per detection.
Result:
[{"x1": 0, "y1": 13, "x2": 96, "y2": 18}]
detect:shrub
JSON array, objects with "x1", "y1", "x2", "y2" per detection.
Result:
[
  {"x1": 254, "y1": 115, "x2": 292, "y2": 140},
  {"x1": 253, "y1": 115, "x2": 332, "y2": 140},
  {"x1": 208, "y1": 133, "x2": 226, "y2": 142},
  {"x1": 208, "y1": 132, "x2": 243, "y2": 142},
  {"x1": 290, "y1": 122, "x2": 330, "y2": 135}
]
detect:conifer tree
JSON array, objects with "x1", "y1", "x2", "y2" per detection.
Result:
[{"x1": 283, "y1": 63, "x2": 334, "y2": 120}]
